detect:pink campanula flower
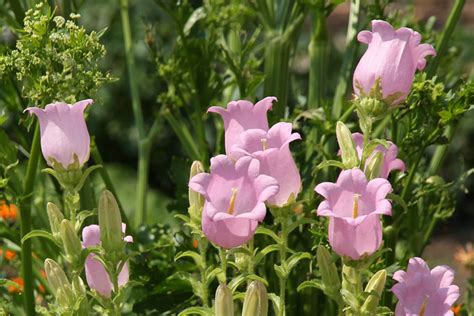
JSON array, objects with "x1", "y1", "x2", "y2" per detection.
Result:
[
  {"x1": 82, "y1": 224, "x2": 133, "y2": 297},
  {"x1": 189, "y1": 155, "x2": 279, "y2": 249},
  {"x1": 208, "y1": 97, "x2": 276, "y2": 155},
  {"x1": 25, "y1": 99, "x2": 93, "y2": 169},
  {"x1": 350, "y1": 133, "x2": 405, "y2": 178},
  {"x1": 231, "y1": 122, "x2": 302, "y2": 207},
  {"x1": 353, "y1": 20, "x2": 436, "y2": 104},
  {"x1": 315, "y1": 168, "x2": 392, "y2": 260},
  {"x1": 392, "y1": 257, "x2": 460, "y2": 316}
]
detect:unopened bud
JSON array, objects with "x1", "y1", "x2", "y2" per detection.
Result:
[
  {"x1": 361, "y1": 269, "x2": 387, "y2": 313},
  {"x1": 47, "y1": 202, "x2": 64, "y2": 239},
  {"x1": 214, "y1": 284, "x2": 234, "y2": 316},
  {"x1": 242, "y1": 281, "x2": 268, "y2": 316},
  {"x1": 44, "y1": 259, "x2": 74, "y2": 305},
  {"x1": 188, "y1": 161, "x2": 205, "y2": 222},
  {"x1": 98, "y1": 190, "x2": 124, "y2": 254},
  {"x1": 60, "y1": 220, "x2": 82, "y2": 262},
  {"x1": 317, "y1": 245, "x2": 341, "y2": 299},
  {"x1": 365, "y1": 151, "x2": 384, "y2": 180},
  {"x1": 336, "y1": 121, "x2": 359, "y2": 168}
]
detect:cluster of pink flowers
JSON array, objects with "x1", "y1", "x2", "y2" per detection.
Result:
[{"x1": 190, "y1": 97, "x2": 302, "y2": 249}]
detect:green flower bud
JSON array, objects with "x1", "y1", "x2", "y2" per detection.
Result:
[
  {"x1": 44, "y1": 259, "x2": 74, "y2": 306},
  {"x1": 47, "y1": 202, "x2": 64, "y2": 239},
  {"x1": 188, "y1": 161, "x2": 205, "y2": 223},
  {"x1": 242, "y1": 281, "x2": 268, "y2": 316},
  {"x1": 365, "y1": 151, "x2": 384, "y2": 180},
  {"x1": 214, "y1": 284, "x2": 234, "y2": 316},
  {"x1": 317, "y1": 245, "x2": 341, "y2": 301},
  {"x1": 98, "y1": 190, "x2": 124, "y2": 254},
  {"x1": 361, "y1": 269, "x2": 387, "y2": 313},
  {"x1": 60, "y1": 219, "x2": 82, "y2": 262},
  {"x1": 336, "y1": 121, "x2": 359, "y2": 169}
]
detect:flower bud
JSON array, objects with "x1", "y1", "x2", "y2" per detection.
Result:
[
  {"x1": 214, "y1": 284, "x2": 234, "y2": 316},
  {"x1": 188, "y1": 161, "x2": 205, "y2": 222},
  {"x1": 361, "y1": 269, "x2": 387, "y2": 313},
  {"x1": 365, "y1": 151, "x2": 384, "y2": 180},
  {"x1": 60, "y1": 220, "x2": 82, "y2": 262},
  {"x1": 316, "y1": 245, "x2": 341, "y2": 299},
  {"x1": 47, "y1": 202, "x2": 64, "y2": 239},
  {"x1": 98, "y1": 190, "x2": 124, "y2": 254},
  {"x1": 242, "y1": 281, "x2": 268, "y2": 316},
  {"x1": 336, "y1": 121, "x2": 359, "y2": 169},
  {"x1": 44, "y1": 259, "x2": 74, "y2": 305}
]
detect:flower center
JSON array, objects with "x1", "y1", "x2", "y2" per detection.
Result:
[
  {"x1": 419, "y1": 298, "x2": 428, "y2": 316},
  {"x1": 260, "y1": 138, "x2": 268, "y2": 151},
  {"x1": 352, "y1": 194, "x2": 360, "y2": 218},
  {"x1": 227, "y1": 188, "x2": 238, "y2": 215}
]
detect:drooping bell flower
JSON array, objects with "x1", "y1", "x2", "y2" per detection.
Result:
[
  {"x1": 353, "y1": 20, "x2": 436, "y2": 106},
  {"x1": 82, "y1": 224, "x2": 132, "y2": 297},
  {"x1": 208, "y1": 97, "x2": 276, "y2": 155},
  {"x1": 231, "y1": 122, "x2": 301, "y2": 207},
  {"x1": 25, "y1": 99, "x2": 93, "y2": 169},
  {"x1": 314, "y1": 168, "x2": 392, "y2": 260},
  {"x1": 350, "y1": 132, "x2": 405, "y2": 178},
  {"x1": 392, "y1": 257, "x2": 460, "y2": 316},
  {"x1": 189, "y1": 155, "x2": 279, "y2": 249}
]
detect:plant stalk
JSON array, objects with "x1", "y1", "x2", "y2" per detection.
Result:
[{"x1": 20, "y1": 123, "x2": 41, "y2": 316}]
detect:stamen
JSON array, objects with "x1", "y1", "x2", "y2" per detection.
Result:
[
  {"x1": 419, "y1": 298, "x2": 428, "y2": 316},
  {"x1": 352, "y1": 194, "x2": 359, "y2": 219},
  {"x1": 227, "y1": 188, "x2": 238, "y2": 215},
  {"x1": 261, "y1": 138, "x2": 268, "y2": 151}
]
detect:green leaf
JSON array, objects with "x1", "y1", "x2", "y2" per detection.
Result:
[
  {"x1": 297, "y1": 280, "x2": 324, "y2": 292},
  {"x1": 286, "y1": 252, "x2": 311, "y2": 273},
  {"x1": 387, "y1": 193, "x2": 408, "y2": 214},
  {"x1": 183, "y1": 7, "x2": 206, "y2": 36},
  {"x1": 21, "y1": 230, "x2": 57, "y2": 245},
  {"x1": 254, "y1": 244, "x2": 280, "y2": 265},
  {"x1": 228, "y1": 274, "x2": 247, "y2": 293},
  {"x1": 287, "y1": 218, "x2": 316, "y2": 234},
  {"x1": 273, "y1": 264, "x2": 288, "y2": 280},
  {"x1": 175, "y1": 251, "x2": 203, "y2": 268},
  {"x1": 255, "y1": 226, "x2": 281, "y2": 243},
  {"x1": 316, "y1": 160, "x2": 346, "y2": 171},
  {"x1": 268, "y1": 293, "x2": 281, "y2": 316},
  {"x1": 0, "y1": 278, "x2": 21, "y2": 290},
  {"x1": 178, "y1": 306, "x2": 212, "y2": 316},
  {"x1": 74, "y1": 165, "x2": 102, "y2": 192}
]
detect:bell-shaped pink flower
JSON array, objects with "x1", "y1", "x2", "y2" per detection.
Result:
[
  {"x1": 315, "y1": 168, "x2": 392, "y2": 260},
  {"x1": 353, "y1": 20, "x2": 436, "y2": 104},
  {"x1": 208, "y1": 97, "x2": 276, "y2": 155},
  {"x1": 25, "y1": 99, "x2": 93, "y2": 169},
  {"x1": 189, "y1": 155, "x2": 279, "y2": 249},
  {"x1": 82, "y1": 224, "x2": 133, "y2": 297},
  {"x1": 231, "y1": 122, "x2": 302, "y2": 206},
  {"x1": 392, "y1": 257, "x2": 460, "y2": 316},
  {"x1": 350, "y1": 132, "x2": 405, "y2": 178}
]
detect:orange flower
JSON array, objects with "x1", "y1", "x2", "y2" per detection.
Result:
[
  {"x1": 192, "y1": 239, "x2": 198, "y2": 249},
  {"x1": 0, "y1": 200, "x2": 18, "y2": 221},
  {"x1": 451, "y1": 304, "x2": 462, "y2": 315},
  {"x1": 4, "y1": 250, "x2": 16, "y2": 261},
  {"x1": 38, "y1": 284, "x2": 45, "y2": 294},
  {"x1": 8, "y1": 277, "x2": 24, "y2": 293}
]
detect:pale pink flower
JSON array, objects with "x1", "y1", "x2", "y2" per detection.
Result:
[
  {"x1": 189, "y1": 155, "x2": 279, "y2": 249},
  {"x1": 353, "y1": 20, "x2": 436, "y2": 104},
  {"x1": 208, "y1": 97, "x2": 276, "y2": 155},
  {"x1": 82, "y1": 224, "x2": 133, "y2": 297},
  {"x1": 25, "y1": 99, "x2": 93, "y2": 168},
  {"x1": 232, "y1": 122, "x2": 302, "y2": 206},
  {"x1": 350, "y1": 132, "x2": 405, "y2": 178},
  {"x1": 315, "y1": 168, "x2": 392, "y2": 260},
  {"x1": 392, "y1": 257, "x2": 460, "y2": 316}
]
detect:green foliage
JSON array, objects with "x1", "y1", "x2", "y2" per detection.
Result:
[{"x1": 0, "y1": 2, "x2": 113, "y2": 105}]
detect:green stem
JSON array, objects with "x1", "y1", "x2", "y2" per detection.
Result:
[
  {"x1": 308, "y1": 2, "x2": 328, "y2": 109},
  {"x1": 162, "y1": 109, "x2": 201, "y2": 161},
  {"x1": 20, "y1": 123, "x2": 41, "y2": 316},
  {"x1": 428, "y1": 125, "x2": 454, "y2": 175},
  {"x1": 278, "y1": 214, "x2": 289, "y2": 316},
  {"x1": 120, "y1": 0, "x2": 152, "y2": 226},
  {"x1": 90, "y1": 141, "x2": 132, "y2": 234},
  {"x1": 219, "y1": 247, "x2": 228, "y2": 283},
  {"x1": 332, "y1": 0, "x2": 361, "y2": 118},
  {"x1": 198, "y1": 237, "x2": 209, "y2": 307},
  {"x1": 426, "y1": 0, "x2": 466, "y2": 78},
  {"x1": 341, "y1": 264, "x2": 362, "y2": 315}
]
